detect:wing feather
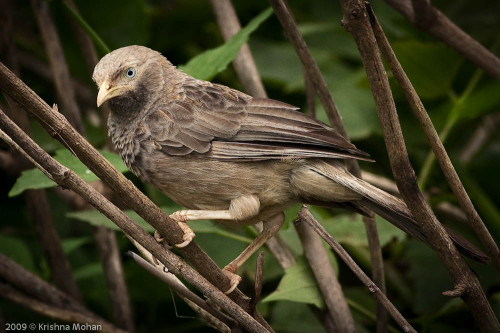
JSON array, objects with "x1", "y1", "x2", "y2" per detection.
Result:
[{"x1": 145, "y1": 78, "x2": 370, "y2": 161}]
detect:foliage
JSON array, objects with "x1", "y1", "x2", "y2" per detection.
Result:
[{"x1": 1, "y1": 0, "x2": 499, "y2": 332}]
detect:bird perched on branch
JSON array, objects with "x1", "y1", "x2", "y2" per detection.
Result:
[{"x1": 93, "y1": 45, "x2": 487, "y2": 293}]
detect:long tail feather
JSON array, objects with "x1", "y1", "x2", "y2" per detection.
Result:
[{"x1": 308, "y1": 160, "x2": 489, "y2": 263}]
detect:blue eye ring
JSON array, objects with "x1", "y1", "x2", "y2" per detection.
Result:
[{"x1": 126, "y1": 68, "x2": 136, "y2": 78}]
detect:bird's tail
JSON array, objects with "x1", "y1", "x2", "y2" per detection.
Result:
[{"x1": 303, "y1": 160, "x2": 489, "y2": 264}]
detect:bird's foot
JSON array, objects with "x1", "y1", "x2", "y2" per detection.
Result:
[
  {"x1": 169, "y1": 212, "x2": 196, "y2": 248},
  {"x1": 153, "y1": 220, "x2": 195, "y2": 249},
  {"x1": 222, "y1": 263, "x2": 242, "y2": 294},
  {"x1": 154, "y1": 230, "x2": 173, "y2": 249}
]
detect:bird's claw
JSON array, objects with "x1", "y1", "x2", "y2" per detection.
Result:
[
  {"x1": 175, "y1": 224, "x2": 195, "y2": 248},
  {"x1": 222, "y1": 263, "x2": 242, "y2": 294},
  {"x1": 169, "y1": 213, "x2": 196, "y2": 248},
  {"x1": 154, "y1": 230, "x2": 173, "y2": 249},
  {"x1": 154, "y1": 221, "x2": 195, "y2": 249}
]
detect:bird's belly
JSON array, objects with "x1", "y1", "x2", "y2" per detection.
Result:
[{"x1": 135, "y1": 151, "x2": 296, "y2": 215}]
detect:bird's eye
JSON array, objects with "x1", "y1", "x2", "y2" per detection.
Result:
[{"x1": 125, "y1": 68, "x2": 136, "y2": 78}]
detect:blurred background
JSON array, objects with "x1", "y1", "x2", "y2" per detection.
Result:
[{"x1": 1, "y1": 0, "x2": 499, "y2": 332}]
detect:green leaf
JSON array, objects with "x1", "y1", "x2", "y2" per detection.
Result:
[
  {"x1": 180, "y1": 7, "x2": 272, "y2": 80},
  {"x1": 392, "y1": 41, "x2": 461, "y2": 99},
  {"x1": 250, "y1": 39, "x2": 304, "y2": 91},
  {"x1": 68, "y1": 209, "x2": 154, "y2": 233},
  {"x1": 73, "y1": 262, "x2": 103, "y2": 281},
  {"x1": 262, "y1": 256, "x2": 324, "y2": 308},
  {"x1": 61, "y1": 237, "x2": 93, "y2": 255},
  {"x1": 310, "y1": 207, "x2": 406, "y2": 247},
  {"x1": 0, "y1": 235, "x2": 36, "y2": 272},
  {"x1": 9, "y1": 149, "x2": 128, "y2": 197},
  {"x1": 456, "y1": 81, "x2": 500, "y2": 121},
  {"x1": 269, "y1": 301, "x2": 328, "y2": 333}
]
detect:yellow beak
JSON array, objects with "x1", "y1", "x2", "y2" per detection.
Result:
[{"x1": 97, "y1": 80, "x2": 125, "y2": 107}]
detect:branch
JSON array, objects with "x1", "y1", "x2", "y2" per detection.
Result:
[
  {"x1": 209, "y1": 0, "x2": 267, "y2": 98},
  {"x1": 0, "y1": 253, "x2": 95, "y2": 319},
  {"x1": 295, "y1": 220, "x2": 356, "y2": 332},
  {"x1": 383, "y1": 0, "x2": 500, "y2": 78},
  {"x1": 0, "y1": 283, "x2": 126, "y2": 333},
  {"x1": 298, "y1": 207, "x2": 416, "y2": 333},
  {"x1": 126, "y1": 249, "x2": 233, "y2": 331},
  {"x1": 94, "y1": 227, "x2": 135, "y2": 332},
  {"x1": 0, "y1": 108, "x2": 269, "y2": 333},
  {"x1": 338, "y1": 1, "x2": 499, "y2": 331},
  {"x1": 31, "y1": 0, "x2": 85, "y2": 135},
  {"x1": 362, "y1": 214, "x2": 388, "y2": 333},
  {"x1": 368, "y1": 6, "x2": 500, "y2": 274}
]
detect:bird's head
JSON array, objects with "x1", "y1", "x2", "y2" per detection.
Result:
[{"x1": 93, "y1": 45, "x2": 175, "y2": 116}]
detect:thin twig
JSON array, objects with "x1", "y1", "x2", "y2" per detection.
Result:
[
  {"x1": 368, "y1": 5, "x2": 500, "y2": 274},
  {"x1": 31, "y1": 0, "x2": 85, "y2": 135},
  {"x1": 126, "y1": 249, "x2": 233, "y2": 328},
  {"x1": 16, "y1": 51, "x2": 94, "y2": 104},
  {"x1": 362, "y1": 214, "x2": 388, "y2": 333},
  {"x1": 298, "y1": 207, "x2": 416, "y2": 333},
  {"x1": 339, "y1": 1, "x2": 499, "y2": 331},
  {"x1": 460, "y1": 112, "x2": 500, "y2": 163},
  {"x1": 295, "y1": 220, "x2": 356, "y2": 332},
  {"x1": 250, "y1": 251, "x2": 265, "y2": 313},
  {"x1": 254, "y1": 222, "x2": 295, "y2": 269},
  {"x1": 209, "y1": 0, "x2": 267, "y2": 98},
  {"x1": 0, "y1": 283, "x2": 126, "y2": 333},
  {"x1": 0, "y1": 109, "x2": 269, "y2": 333},
  {"x1": 94, "y1": 227, "x2": 135, "y2": 332},
  {"x1": 383, "y1": 0, "x2": 500, "y2": 78}
]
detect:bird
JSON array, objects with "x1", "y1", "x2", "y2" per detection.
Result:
[{"x1": 93, "y1": 45, "x2": 488, "y2": 293}]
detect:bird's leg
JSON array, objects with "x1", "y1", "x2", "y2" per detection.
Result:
[
  {"x1": 155, "y1": 195, "x2": 262, "y2": 293},
  {"x1": 223, "y1": 213, "x2": 285, "y2": 294}
]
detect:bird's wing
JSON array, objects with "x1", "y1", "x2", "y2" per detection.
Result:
[{"x1": 147, "y1": 79, "x2": 370, "y2": 161}]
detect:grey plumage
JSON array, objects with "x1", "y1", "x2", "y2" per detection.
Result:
[{"x1": 93, "y1": 45, "x2": 488, "y2": 264}]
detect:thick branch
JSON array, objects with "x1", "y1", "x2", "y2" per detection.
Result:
[
  {"x1": 295, "y1": 221, "x2": 356, "y2": 332},
  {"x1": 369, "y1": 8, "x2": 500, "y2": 273},
  {"x1": 0, "y1": 283, "x2": 125, "y2": 333},
  {"x1": 338, "y1": 1, "x2": 499, "y2": 331},
  {"x1": 384, "y1": 0, "x2": 500, "y2": 78},
  {"x1": 0, "y1": 253, "x2": 95, "y2": 319}
]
